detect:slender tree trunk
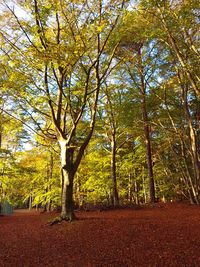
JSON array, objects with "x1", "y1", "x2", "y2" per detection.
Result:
[
  {"x1": 128, "y1": 173, "x2": 132, "y2": 203},
  {"x1": 181, "y1": 174, "x2": 195, "y2": 204},
  {"x1": 184, "y1": 108, "x2": 200, "y2": 200},
  {"x1": 142, "y1": 98, "x2": 155, "y2": 203},
  {"x1": 164, "y1": 88, "x2": 199, "y2": 203},
  {"x1": 111, "y1": 134, "x2": 119, "y2": 206},
  {"x1": 181, "y1": 86, "x2": 200, "y2": 202},
  {"x1": 0, "y1": 132, "x2": 2, "y2": 149},
  {"x1": 48, "y1": 152, "x2": 53, "y2": 211},
  {"x1": 168, "y1": 136, "x2": 199, "y2": 204},
  {"x1": 138, "y1": 47, "x2": 156, "y2": 203},
  {"x1": 76, "y1": 174, "x2": 82, "y2": 208},
  {"x1": 180, "y1": 138, "x2": 199, "y2": 204},
  {"x1": 134, "y1": 180, "x2": 139, "y2": 205},
  {"x1": 46, "y1": 152, "x2": 53, "y2": 211},
  {"x1": 142, "y1": 173, "x2": 147, "y2": 203},
  {"x1": 0, "y1": 119, "x2": 3, "y2": 149},
  {"x1": 29, "y1": 195, "x2": 32, "y2": 210}
]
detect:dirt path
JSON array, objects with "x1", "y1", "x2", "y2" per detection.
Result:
[{"x1": 0, "y1": 203, "x2": 200, "y2": 267}]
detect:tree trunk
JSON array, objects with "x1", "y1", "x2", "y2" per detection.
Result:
[
  {"x1": 164, "y1": 87, "x2": 199, "y2": 204},
  {"x1": 111, "y1": 134, "x2": 119, "y2": 206},
  {"x1": 128, "y1": 173, "x2": 132, "y2": 203},
  {"x1": 0, "y1": 131, "x2": 2, "y2": 149},
  {"x1": 138, "y1": 47, "x2": 156, "y2": 203},
  {"x1": 61, "y1": 169, "x2": 75, "y2": 221},
  {"x1": 59, "y1": 139, "x2": 76, "y2": 221},
  {"x1": 48, "y1": 152, "x2": 53, "y2": 211},
  {"x1": 180, "y1": 137, "x2": 199, "y2": 204},
  {"x1": 134, "y1": 180, "x2": 139, "y2": 205},
  {"x1": 29, "y1": 195, "x2": 32, "y2": 210},
  {"x1": 181, "y1": 86, "x2": 200, "y2": 202},
  {"x1": 142, "y1": 173, "x2": 147, "y2": 203},
  {"x1": 184, "y1": 108, "x2": 200, "y2": 201},
  {"x1": 76, "y1": 174, "x2": 82, "y2": 208},
  {"x1": 143, "y1": 118, "x2": 155, "y2": 203}
]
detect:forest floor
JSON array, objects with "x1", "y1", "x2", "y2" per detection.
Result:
[{"x1": 0, "y1": 203, "x2": 200, "y2": 267}]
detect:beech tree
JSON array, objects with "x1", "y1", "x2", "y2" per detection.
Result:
[
  {"x1": 98, "y1": 84, "x2": 131, "y2": 206},
  {"x1": 116, "y1": 9, "x2": 158, "y2": 202},
  {"x1": 0, "y1": 0, "x2": 126, "y2": 220}
]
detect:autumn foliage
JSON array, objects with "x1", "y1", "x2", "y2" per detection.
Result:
[{"x1": 1, "y1": 203, "x2": 200, "y2": 267}]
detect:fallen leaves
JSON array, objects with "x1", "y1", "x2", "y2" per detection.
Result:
[{"x1": 0, "y1": 203, "x2": 200, "y2": 267}]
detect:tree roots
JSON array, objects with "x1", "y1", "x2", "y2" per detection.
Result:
[{"x1": 48, "y1": 214, "x2": 76, "y2": 225}]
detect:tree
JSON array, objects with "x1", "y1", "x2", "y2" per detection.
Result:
[
  {"x1": 98, "y1": 83, "x2": 131, "y2": 206},
  {"x1": 0, "y1": 0, "x2": 126, "y2": 220},
  {"x1": 116, "y1": 10, "x2": 158, "y2": 202}
]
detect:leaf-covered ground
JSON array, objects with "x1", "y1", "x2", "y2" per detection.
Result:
[{"x1": 0, "y1": 203, "x2": 200, "y2": 267}]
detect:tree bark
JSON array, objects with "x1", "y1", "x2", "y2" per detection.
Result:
[
  {"x1": 111, "y1": 134, "x2": 119, "y2": 206},
  {"x1": 142, "y1": 172, "x2": 147, "y2": 203},
  {"x1": 61, "y1": 170, "x2": 75, "y2": 221},
  {"x1": 59, "y1": 139, "x2": 76, "y2": 221},
  {"x1": 0, "y1": 131, "x2": 2, "y2": 149},
  {"x1": 180, "y1": 138, "x2": 199, "y2": 204},
  {"x1": 29, "y1": 195, "x2": 32, "y2": 210},
  {"x1": 134, "y1": 180, "x2": 139, "y2": 205},
  {"x1": 128, "y1": 173, "x2": 132, "y2": 203},
  {"x1": 138, "y1": 47, "x2": 156, "y2": 203},
  {"x1": 141, "y1": 92, "x2": 156, "y2": 203},
  {"x1": 182, "y1": 88, "x2": 200, "y2": 202}
]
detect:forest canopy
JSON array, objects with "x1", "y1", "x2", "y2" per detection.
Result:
[{"x1": 0, "y1": 0, "x2": 199, "y2": 220}]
